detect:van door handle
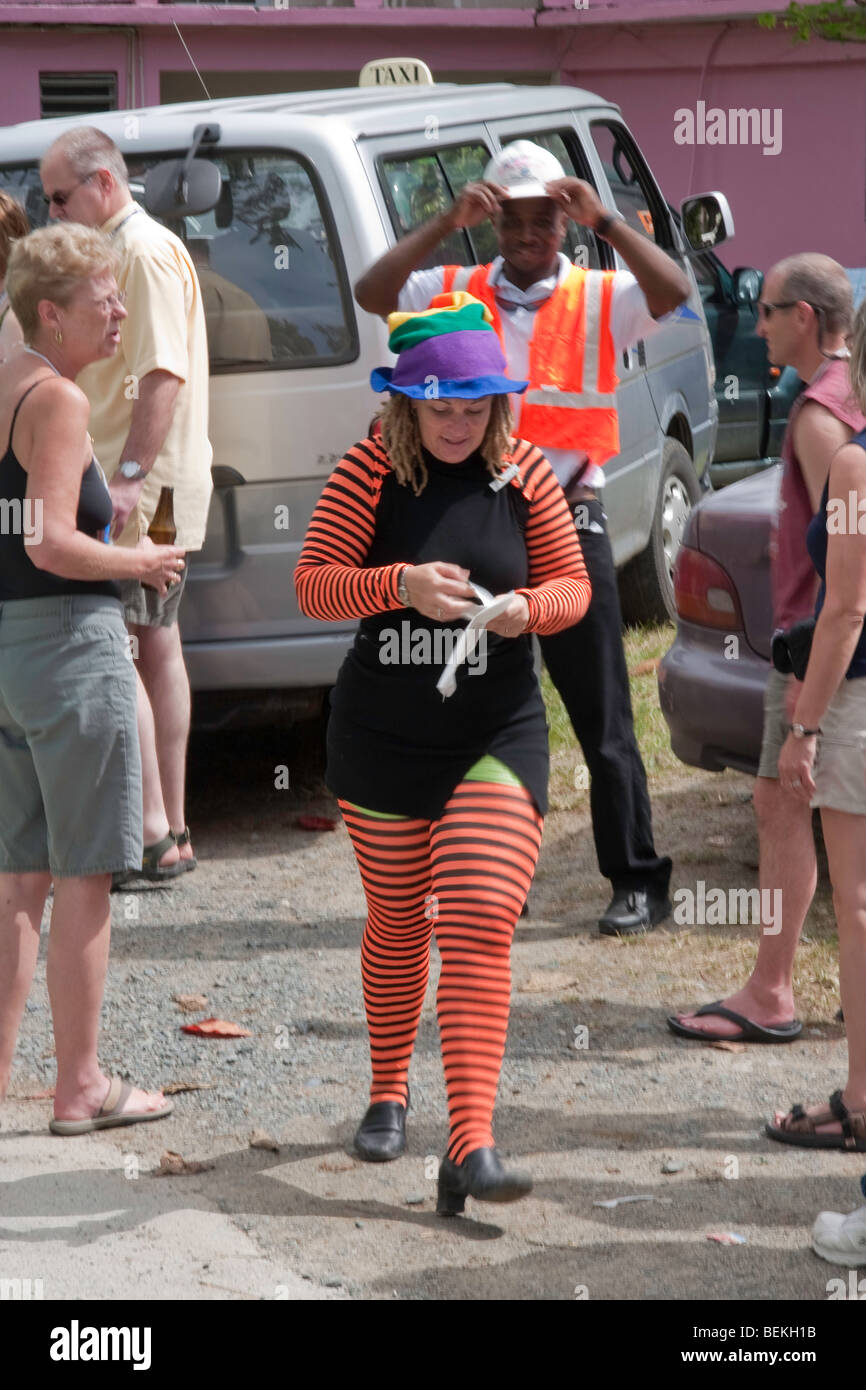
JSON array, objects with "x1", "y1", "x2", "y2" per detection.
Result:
[{"x1": 637, "y1": 339, "x2": 646, "y2": 368}]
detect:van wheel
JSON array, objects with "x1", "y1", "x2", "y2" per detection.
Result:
[{"x1": 618, "y1": 438, "x2": 701, "y2": 626}]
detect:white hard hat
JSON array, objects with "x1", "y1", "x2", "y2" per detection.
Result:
[{"x1": 483, "y1": 140, "x2": 566, "y2": 199}]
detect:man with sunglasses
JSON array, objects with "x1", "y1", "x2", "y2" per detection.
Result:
[
  {"x1": 40, "y1": 127, "x2": 212, "y2": 882},
  {"x1": 671, "y1": 254, "x2": 865, "y2": 1044}
]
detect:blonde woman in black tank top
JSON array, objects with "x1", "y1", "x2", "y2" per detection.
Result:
[{"x1": 0, "y1": 224, "x2": 185, "y2": 1136}]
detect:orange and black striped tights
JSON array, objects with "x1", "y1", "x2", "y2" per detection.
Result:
[{"x1": 340, "y1": 780, "x2": 542, "y2": 1164}]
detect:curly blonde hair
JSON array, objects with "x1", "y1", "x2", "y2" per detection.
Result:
[
  {"x1": 378, "y1": 393, "x2": 514, "y2": 496},
  {"x1": 6, "y1": 223, "x2": 119, "y2": 343}
]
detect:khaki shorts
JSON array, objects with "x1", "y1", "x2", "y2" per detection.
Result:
[
  {"x1": 757, "y1": 667, "x2": 792, "y2": 780},
  {"x1": 0, "y1": 595, "x2": 142, "y2": 876},
  {"x1": 757, "y1": 666, "x2": 866, "y2": 814},
  {"x1": 119, "y1": 564, "x2": 188, "y2": 629}
]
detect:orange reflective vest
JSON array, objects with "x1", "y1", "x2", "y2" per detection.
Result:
[{"x1": 441, "y1": 262, "x2": 620, "y2": 463}]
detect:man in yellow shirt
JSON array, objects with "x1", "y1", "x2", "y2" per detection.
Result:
[{"x1": 41, "y1": 128, "x2": 212, "y2": 879}]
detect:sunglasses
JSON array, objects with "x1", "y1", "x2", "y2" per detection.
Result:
[
  {"x1": 757, "y1": 299, "x2": 824, "y2": 321},
  {"x1": 43, "y1": 172, "x2": 94, "y2": 209}
]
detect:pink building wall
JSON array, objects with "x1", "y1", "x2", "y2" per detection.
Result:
[{"x1": 0, "y1": 0, "x2": 862, "y2": 271}]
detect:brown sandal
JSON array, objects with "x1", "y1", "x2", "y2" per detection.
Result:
[
  {"x1": 766, "y1": 1090, "x2": 866, "y2": 1151},
  {"x1": 49, "y1": 1077, "x2": 173, "y2": 1135},
  {"x1": 171, "y1": 825, "x2": 197, "y2": 873}
]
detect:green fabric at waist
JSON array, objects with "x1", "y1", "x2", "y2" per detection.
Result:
[{"x1": 346, "y1": 754, "x2": 524, "y2": 819}]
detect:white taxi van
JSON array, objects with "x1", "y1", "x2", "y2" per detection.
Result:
[{"x1": 0, "y1": 61, "x2": 728, "y2": 726}]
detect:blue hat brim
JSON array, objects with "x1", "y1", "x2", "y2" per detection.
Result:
[{"x1": 370, "y1": 367, "x2": 528, "y2": 398}]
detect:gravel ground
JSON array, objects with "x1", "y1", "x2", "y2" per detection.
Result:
[{"x1": 2, "y1": 725, "x2": 864, "y2": 1303}]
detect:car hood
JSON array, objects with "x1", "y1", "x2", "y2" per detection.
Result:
[{"x1": 689, "y1": 466, "x2": 780, "y2": 660}]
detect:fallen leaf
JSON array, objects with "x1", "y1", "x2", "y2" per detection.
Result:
[
  {"x1": 629, "y1": 657, "x2": 660, "y2": 676},
  {"x1": 295, "y1": 815, "x2": 337, "y2": 832},
  {"x1": 172, "y1": 993, "x2": 208, "y2": 1012},
  {"x1": 181, "y1": 1018, "x2": 252, "y2": 1038},
  {"x1": 162, "y1": 1081, "x2": 214, "y2": 1095},
  {"x1": 153, "y1": 1150, "x2": 215, "y2": 1177},
  {"x1": 249, "y1": 1130, "x2": 280, "y2": 1153},
  {"x1": 318, "y1": 1157, "x2": 355, "y2": 1172},
  {"x1": 708, "y1": 1040, "x2": 746, "y2": 1053}
]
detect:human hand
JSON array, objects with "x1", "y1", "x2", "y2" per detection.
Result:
[
  {"x1": 109, "y1": 474, "x2": 145, "y2": 539},
  {"x1": 777, "y1": 731, "x2": 817, "y2": 802},
  {"x1": 485, "y1": 594, "x2": 531, "y2": 638},
  {"x1": 135, "y1": 536, "x2": 186, "y2": 597},
  {"x1": 544, "y1": 177, "x2": 607, "y2": 229},
  {"x1": 404, "y1": 562, "x2": 477, "y2": 621},
  {"x1": 446, "y1": 181, "x2": 508, "y2": 231}
]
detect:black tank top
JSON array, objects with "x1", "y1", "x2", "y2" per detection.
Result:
[{"x1": 0, "y1": 379, "x2": 119, "y2": 601}]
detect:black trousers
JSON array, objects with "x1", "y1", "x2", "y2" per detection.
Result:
[{"x1": 539, "y1": 494, "x2": 672, "y2": 898}]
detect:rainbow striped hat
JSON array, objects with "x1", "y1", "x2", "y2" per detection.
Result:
[{"x1": 370, "y1": 291, "x2": 528, "y2": 400}]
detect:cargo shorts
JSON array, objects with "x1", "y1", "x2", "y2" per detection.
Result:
[
  {"x1": 758, "y1": 665, "x2": 866, "y2": 814},
  {"x1": 119, "y1": 564, "x2": 188, "y2": 629},
  {"x1": 0, "y1": 595, "x2": 143, "y2": 877}
]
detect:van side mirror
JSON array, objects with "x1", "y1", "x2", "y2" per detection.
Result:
[
  {"x1": 145, "y1": 157, "x2": 221, "y2": 219},
  {"x1": 679, "y1": 192, "x2": 734, "y2": 253},
  {"x1": 733, "y1": 267, "x2": 762, "y2": 304},
  {"x1": 144, "y1": 123, "x2": 222, "y2": 219}
]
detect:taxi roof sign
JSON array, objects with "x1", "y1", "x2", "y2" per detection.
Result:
[{"x1": 359, "y1": 57, "x2": 434, "y2": 88}]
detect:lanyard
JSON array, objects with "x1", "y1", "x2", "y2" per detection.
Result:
[{"x1": 109, "y1": 205, "x2": 142, "y2": 239}]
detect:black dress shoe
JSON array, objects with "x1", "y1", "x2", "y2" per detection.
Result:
[
  {"x1": 436, "y1": 1146, "x2": 532, "y2": 1215},
  {"x1": 353, "y1": 1098, "x2": 407, "y2": 1162},
  {"x1": 598, "y1": 888, "x2": 672, "y2": 937}
]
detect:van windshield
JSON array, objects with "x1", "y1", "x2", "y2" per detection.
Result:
[{"x1": 0, "y1": 151, "x2": 356, "y2": 373}]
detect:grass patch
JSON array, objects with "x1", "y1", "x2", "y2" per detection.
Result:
[{"x1": 543, "y1": 621, "x2": 685, "y2": 810}]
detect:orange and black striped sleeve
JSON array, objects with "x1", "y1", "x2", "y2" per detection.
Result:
[
  {"x1": 510, "y1": 440, "x2": 592, "y2": 635},
  {"x1": 294, "y1": 438, "x2": 405, "y2": 621}
]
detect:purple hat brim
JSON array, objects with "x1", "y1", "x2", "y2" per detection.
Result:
[{"x1": 370, "y1": 368, "x2": 528, "y2": 398}]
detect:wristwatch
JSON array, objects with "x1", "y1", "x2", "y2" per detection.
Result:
[
  {"x1": 788, "y1": 722, "x2": 821, "y2": 738},
  {"x1": 118, "y1": 460, "x2": 146, "y2": 481},
  {"x1": 397, "y1": 565, "x2": 412, "y2": 607},
  {"x1": 595, "y1": 210, "x2": 625, "y2": 241}
]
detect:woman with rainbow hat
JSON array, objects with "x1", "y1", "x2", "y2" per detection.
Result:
[{"x1": 295, "y1": 292, "x2": 590, "y2": 1212}]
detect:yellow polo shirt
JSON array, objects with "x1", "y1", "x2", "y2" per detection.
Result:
[{"x1": 78, "y1": 202, "x2": 213, "y2": 550}]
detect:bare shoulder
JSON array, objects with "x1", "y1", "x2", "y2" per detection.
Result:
[
  {"x1": 26, "y1": 375, "x2": 89, "y2": 423},
  {"x1": 794, "y1": 397, "x2": 854, "y2": 448},
  {"x1": 828, "y1": 436, "x2": 866, "y2": 490}
]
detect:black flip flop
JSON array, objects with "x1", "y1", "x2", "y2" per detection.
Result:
[{"x1": 667, "y1": 1001, "x2": 803, "y2": 1044}]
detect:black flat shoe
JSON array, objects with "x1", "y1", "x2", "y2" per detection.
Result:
[
  {"x1": 353, "y1": 1096, "x2": 408, "y2": 1163},
  {"x1": 598, "y1": 888, "x2": 671, "y2": 937},
  {"x1": 436, "y1": 1146, "x2": 532, "y2": 1215}
]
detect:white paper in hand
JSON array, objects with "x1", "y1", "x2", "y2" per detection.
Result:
[{"x1": 436, "y1": 589, "x2": 515, "y2": 699}]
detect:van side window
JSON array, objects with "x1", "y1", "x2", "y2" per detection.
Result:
[
  {"x1": 380, "y1": 143, "x2": 498, "y2": 268},
  {"x1": 497, "y1": 130, "x2": 601, "y2": 270},
  {"x1": 692, "y1": 250, "x2": 728, "y2": 306},
  {"x1": 588, "y1": 122, "x2": 673, "y2": 256},
  {"x1": 127, "y1": 152, "x2": 356, "y2": 373}
]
